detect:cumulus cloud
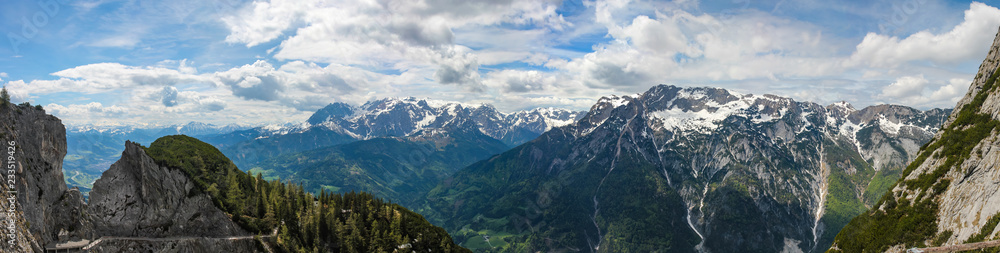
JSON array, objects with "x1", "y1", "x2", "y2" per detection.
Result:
[
  {"x1": 222, "y1": 0, "x2": 316, "y2": 47},
  {"x1": 878, "y1": 75, "x2": 971, "y2": 108},
  {"x1": 484, "y1": 69, "x2": 555, "y2": 93},
  {"x1": 214, "y1": 60, "x2": 287, "y2": 101},
  {"x1": 198, "y1": 96, "x2": 226, "y2": 111},
  {"x1": 847, "y1": 2, "x2": 1000, "y2": 68},
  {"x1": 7, "y1": 62, "x2": 209, "y2": 97},
  {"x1": 210, "y1": 60, "x2": 371, "y2": 110},
  {"x1": 930, "y1": 78, "x2": 972, "y2": 105},
  {"x1": 223, "y1": 0, "x2": 566, "y2": 89},
  {"x1": 881, "y1": 75, "x2": 929, "y2": 99},
  {"x1": 46, "y1": 102, "x2": 129, "y2": 122},
  {"x1": 161, "y1": 86, "x2": 180, "y2": 107},
  {"x1": 557, "y1": 7, "x2": 835, "y2": 91},
  {"x1": 433, "y1": 47, "x2": 483, "y2": 89}
]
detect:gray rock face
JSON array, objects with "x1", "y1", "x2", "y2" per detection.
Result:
[
  {"x1": 89, "y1": 141, "x2": 246, "y2": 238},
  {"x1": 0, "y1": 104, "x2": 92, "y2": 251},
  {"x1": 900, "y1": 25, "x2": 1000, "y2": 246}
]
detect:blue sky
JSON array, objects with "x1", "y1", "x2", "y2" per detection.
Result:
[{"x1": 1, "y1": 0, "x2": 998, "y2": 126}]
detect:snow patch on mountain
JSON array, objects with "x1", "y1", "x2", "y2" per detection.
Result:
[{"x1": 258, "y1": 97, "x2": 584, "y2": 146}]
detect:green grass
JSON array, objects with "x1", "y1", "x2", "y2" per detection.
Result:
[
  {"x1": 863, "y1": 169, "x2": 902, "y2": 206},
  {"x1": 320, "y1": 185, "x2": 341, "y2": 192},
  {"x1": 459, "y1": 229, "x2": 515, "y2": 250}
]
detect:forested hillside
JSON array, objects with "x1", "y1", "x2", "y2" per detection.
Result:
[{"x1": 143, "y1": 135, "x2": 469, "y2": 252}]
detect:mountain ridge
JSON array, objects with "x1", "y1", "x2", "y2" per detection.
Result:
[
  {"x1": 218, "y1": 97, "x2": 584, "y2": 169},
  {"x1": 425, "y1": 83, "x2": 949, "y2": 252}
]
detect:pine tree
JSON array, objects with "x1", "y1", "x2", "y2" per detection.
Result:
[
  {"x1": 226, "y1": 170, "x2": 244, "y2": 214},
  {"x1": 1, "y1": 86, "x2": 10, "y2": 105}
]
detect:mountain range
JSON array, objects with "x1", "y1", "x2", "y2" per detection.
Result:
[
  {"x1": 55, "y1": 87, "x2": 953, "y2": 253},
  {"x1": 248, "y1": 118, "x2": 511, "y2": 209},
  {"x1": 60, "y1": 99, "x2": 584, "y2": 195},
  {"x1": 54, "y1": 86, "x2": 955, "y2": 253},
  {"x1": 424, "y1": 85, "x2": 950, "y2": 252},
  {"x1": 216, "y1": 97, "x2": 584, "y2": 169}
]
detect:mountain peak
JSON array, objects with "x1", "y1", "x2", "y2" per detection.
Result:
[
  {"x1": 827, "y1": 101, "x2": 855, "y2": 111},
  {"x1": 307, "y1": 102, "x2": 356, "y2": 125}
]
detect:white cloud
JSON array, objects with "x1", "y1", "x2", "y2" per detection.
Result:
[
  {"x1": 557, "y1": 7, "x2": 836, "y2": 91},
  {"x1": 881, "y1": 75, "x2": 929, "y2": 99},
  {"x1": 5, "y1": 63, "x2": 210, "y2": 103},
  {"x1": 45, "y1": 102, "x2": 129, "y2": 122},
  {"x1": 198, "y1": 96, "x2": 227, "y2": 111},
  {"x1": 930, "y1": 78, "x2": 972, "y2": 105},
  {"x1": 90, "y1": 34, "x2": 141, "y2": 48},
  {"x1": 847, "y1": 2, "x2": 1000, "y2": 68},
  {"x1": 878, "y1": 75, "x2": 971, "y2": 108},
  {"x1": 222, "y1": 0, "x2": 317, "y2": 47},
  {"x1": 223, "y1": 0, "x2": 567, "y2": 89},
  {"x1": 13, "y1": 0, "x2": 999, "y2": 126},
  {"x1": 484, "y1": 69, "x2": 556, "y2": 93},
  {"x1": 211, "y1": 60, "x2": 378, "y2": 110}
]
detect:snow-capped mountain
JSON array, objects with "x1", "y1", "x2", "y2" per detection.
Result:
[
  {"x1": 302, "y1": 97, "x2": 584, "y2": 145},
  {"x1": 426, "y1": 84, "x2": 950, "y2": 252},
  {"x1": 216, "y1": 97, "x2": 583, "y2": 169},
  {"x1": 67, "y1": 121, "x2": 253, "y2": 138}
]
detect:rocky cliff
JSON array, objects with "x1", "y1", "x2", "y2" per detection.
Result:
[
  {"x1": 0, "y1": 103, "x2": 91, "y2": 252},
  {"x1": 830, "y1": 25, "x2": 1000, "y2": 252},
  {"x1": 89, "y1": 141, "x2": 247, "y2": 238}
]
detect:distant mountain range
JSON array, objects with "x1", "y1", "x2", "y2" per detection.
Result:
[
  {"x1": 424, "y1": 85, "x2": 949, "y2": 252},
  {"x1": 62, "y1": 98, "x2": 584, "y2": 193},
  {"x1": 59, "y1": 87, "x2": 954, "y2": 253},
  {"x1": 60, "y1": 88, "x2": 952, "y2": 253},
  {"x1": 248, "y1": 119, "x2": 511, "y2": 209},
  {"x1": 216, "y1": 98, "x2": 584, "y2": 169}
]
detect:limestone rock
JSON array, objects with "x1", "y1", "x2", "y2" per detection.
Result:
[{"x1": 89, "y1": 141, "x2": 246, "y2": 238}]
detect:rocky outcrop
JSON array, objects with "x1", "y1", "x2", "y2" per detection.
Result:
[
  {"x1": 926, "y1": 25, "x2": 1000, "y2": 245},
  {"x1": 89, "y1": 141, "x2": 247, "y2": 238},
  {"x1": 829, "y1": 25, "x2": 1000, "y2": 252},
  {"x1": 0, "y1": 104, "x2": 92, "y2": 251}
]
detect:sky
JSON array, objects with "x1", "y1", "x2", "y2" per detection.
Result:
[{"x1": 1, "y1": 0, "x2": 999, "y2": 126}]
